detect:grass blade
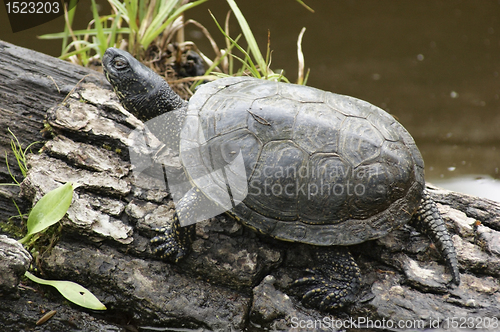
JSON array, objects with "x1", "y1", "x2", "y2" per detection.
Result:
[
  {"x1": 61, "y1": 0, "x2": 78, "y2": 54},
  {"x1": 224, "y1": 10, "x2": 233, "y2": 74},
  {"x1": 108, "y1": 12, "x2": 121, "y2": 47},
  {"x1": 39, "y1": 28, "x2": 131, "y2": 40},
  {"x1": 226, "y1": 0, "x2": 269, "y2": 76},
  {"x1": 209, "y1": 10, "x2": 260, "y2": 78},
  {"x1": 91, "y1": 0, "x2": 107, "y2": 58},
  {"x1": 141, "y1": 0, "x2": 208, "y2": 49},
  {"x1": 108, "y1": 0, "x2": 129, "y2": 24},
  {"x1": 4, "y1": 151, "x2": 19, "y2": 185},
  {"x1": 297, "y1": 27, "x2": 306, "y2": 85},
  {"x1": 295, "y1": 0, "x2": 315, "y2": 13}
]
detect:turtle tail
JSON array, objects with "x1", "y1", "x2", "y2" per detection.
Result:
[{"x1": 415, "y1": 190, "x2": 460, "y2": 285}]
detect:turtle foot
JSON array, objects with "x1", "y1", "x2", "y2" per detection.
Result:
[
  {"x1": 291, "y1": 247, "x2": 360, "y2": 311},
  {"x1": 150, "y1": 214, "x2": 195, "y2": 262}
]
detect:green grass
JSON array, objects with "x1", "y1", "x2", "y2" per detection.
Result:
[
  {"x1": 39, "y1": 0, "x2": 311, "y2": 84},
  {"x1": 39, "y1": 0, "x2": 208, "y2": 65},
  {"x1": 1, "y1": 129, "x2": 39, "y2": 186},
  {"x1": 198, "y1": 1, "x2": 309, "y2": 84}
]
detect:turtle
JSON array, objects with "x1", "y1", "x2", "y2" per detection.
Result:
[{"x1": 102, "y1": 47, "x2": 460, "y2": 310}]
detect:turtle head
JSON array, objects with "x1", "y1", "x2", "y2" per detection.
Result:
[{"x1": 103, "y1": 47, "x2": 185, "y2": 122}]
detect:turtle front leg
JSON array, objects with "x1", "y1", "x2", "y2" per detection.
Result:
[
  {"x1": 150, "y1": 187, "x2": 205, "y2": 262},
  {"x1": 150, "y1": 214, "x2": 195, "y2": 262},
  {"x1": 291, "y1": 247, "x2": 361, "y2": 311},
  {"x1": 150, "y1": 186, "x2": 219, "y2": 261}
]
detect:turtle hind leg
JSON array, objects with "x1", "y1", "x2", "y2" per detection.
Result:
[
  {"x1": 415, "y1": 189, "x2": 460, "y2": 285},
  {"x1": 291, "y1": 247, "x2": 361, "y2": 311},
  {"x1": 150, "y1": 213, "x2": 195, "y2": 262}
]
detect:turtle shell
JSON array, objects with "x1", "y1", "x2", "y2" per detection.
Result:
[{"x1": 179, "y1": 77, "x2": 424, "y2": 246}]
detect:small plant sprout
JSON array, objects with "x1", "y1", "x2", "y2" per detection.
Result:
[{"x1": 18, "y1": 182, "x2": 106, "y2": 310}]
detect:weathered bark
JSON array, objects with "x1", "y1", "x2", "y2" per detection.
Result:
[
  {"x1": 0, "y1": 40, "x2": 110, "y2": 221},
  {"x1": 1, "y1": 41, "x2": 500, "y2": 331},
  {"x1": 0, "y1": 235, "x2": 30, "y2": 297}
]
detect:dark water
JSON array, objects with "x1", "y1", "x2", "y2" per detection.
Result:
[{"x1": 1, "y1": 0, "x2": 499, "y2": 201}]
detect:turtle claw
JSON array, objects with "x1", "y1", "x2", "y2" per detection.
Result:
[
  {"x1": 150, "y1": 227, "x2": 183, "y2": 262},
  {"x1": 150, "y1": 215, "x2": 195, "y2": 262},
  {"x1": 293, "y1": 270, "x2": 356, "y2": 310},
  {"x1": 290, "y1": 248, "x2": 360, "y2": 311}
]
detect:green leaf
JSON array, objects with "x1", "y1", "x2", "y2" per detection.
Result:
[
  {"x1": 26, "y1": 182, "x2": 74, "y2": 237},
  {"x1": 25, "y1": 272, "x2": 106, "y2": 310}
]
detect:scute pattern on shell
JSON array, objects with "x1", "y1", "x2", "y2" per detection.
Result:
[{"x1": 180, "y1": 77, "x2": 424, "y2": 246}]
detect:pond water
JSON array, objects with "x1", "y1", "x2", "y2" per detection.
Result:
[{"x1": 1, "y1": 0, "x2": 499, "y2": 201}]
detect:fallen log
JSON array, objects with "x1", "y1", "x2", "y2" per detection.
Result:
[{"x1": 1, "y1": 40, "x2": 500, "y2": 331}]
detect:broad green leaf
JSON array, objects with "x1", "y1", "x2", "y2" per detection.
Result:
[
  {"x1": 25, "y1": 272, "x2": 106, "y2": 310},
  {"x1": 26, "y1": 182, "x2": 74, "y2": 237}
]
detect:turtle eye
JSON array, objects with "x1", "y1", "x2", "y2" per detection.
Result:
[{"x1": 114, "y1": 57, "x2": 127, "y2": 69}]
